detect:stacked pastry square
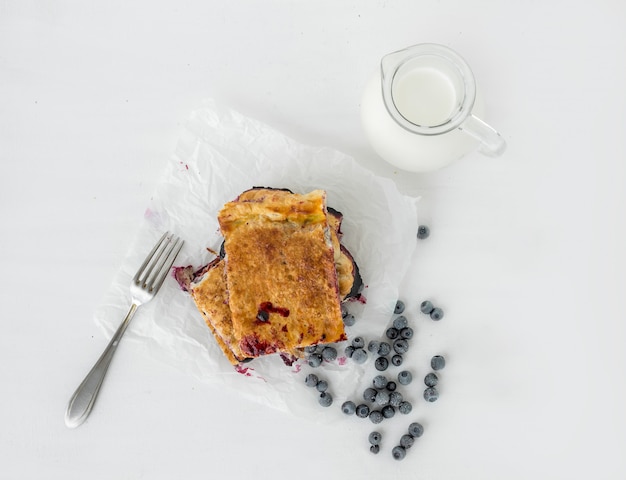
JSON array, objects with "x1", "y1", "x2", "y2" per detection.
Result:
[{"x1": 183, "y1": 187, "x2": 361, "y2": 365}]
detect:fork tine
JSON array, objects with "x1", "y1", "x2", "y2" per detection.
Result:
[
  {"x1": 144, "y1": 234, "x2": 180, "y2": 291},
  {"x1": 132, "y1": 231, "x2": 169, "y2": 285},
  {"x1": 137, "y1": 234, "x2": 173, "y2": 288},
  {"x1": 149, "y1": 236, "x2": 184, "y2": 293}
]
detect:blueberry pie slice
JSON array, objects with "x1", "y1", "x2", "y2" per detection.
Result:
[{"x1": 181, "y1": 188, "x2": 361, "y2": 365}]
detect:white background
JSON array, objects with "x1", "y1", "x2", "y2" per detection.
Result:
[{"x1": 2, "y1": 1, "x2": 625, "y2": 479}]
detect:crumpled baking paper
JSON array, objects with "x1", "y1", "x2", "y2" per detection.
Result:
[{"x1": 94, "y1": 99, "x2": 419, "y2": 421}]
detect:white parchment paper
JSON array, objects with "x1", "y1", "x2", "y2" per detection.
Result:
[{"x1": 94, "y1": 99, "x2": 419, "y2": 421}]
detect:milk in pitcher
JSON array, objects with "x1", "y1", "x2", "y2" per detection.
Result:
[{"x1": 361, "y1": 43, "x2": 503, "y2": 173}]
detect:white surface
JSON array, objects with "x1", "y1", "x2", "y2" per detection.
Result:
[{"x1": 1, "y1": 1, "x2": 625, "y2": 479}]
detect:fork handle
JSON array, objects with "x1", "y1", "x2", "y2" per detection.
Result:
[{"x1": 65, "y1": 303, "x2": 139, "y2": 428}]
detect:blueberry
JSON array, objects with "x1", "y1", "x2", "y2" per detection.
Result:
[
  {"x1": 368, "y1": 431, "x2": 382, "y2": 446},
  {"x1": 321, "y1": 346, "x2": 337, "y2": 362},
  {"x1": 256, "y1": 310, "x2": 269, "y2": 322},
  {"x1": 430, "y1": 307, "x2": 444, "y2": 321},
  {"x1": 344, "y1": 345, "x2": 355, "y2": 358},
  {"x1": 420, "y1": 300, "x2": 434, "y2": 314},
  {"x1": 374, "y1": 356, "x2": 389, "y2": 371},
  {"x1": 304, "y1": 373, "x2": 319, "y2": 387},
  {"x1": 319, "y1": 392, "x2": 333, "y2": 407},
  {"x1": 393, "y1": 339, "x2": 409, "y2": 354},
  {"x1": 367, "y1": 340, "x2": 380, "y2": 353},
  {"x1": 341, "y1": 401, "x2": 356, "y2": 415},
  {"x1": 391, "y1": 354, "x2": 403, "y2": 367},
  {"x1": 417, "y1": 225, "x2": 430, "y2": 239},
  {"x1": 393, "y1": 315, "x2": 408, "y2": 330},
  {"x1": 399, "y1": 327, "x2": 414, "y2": 340},
  {"x1": 431, "y1": 355, "x2": 446, "y2": 370},
  {"x1": 363, "y1": 387, "x2": 378, "y2": 403},
  {"x1": 389, "y1": 391, "x2": 403, "y2": 407},
  {"x1": 370, "y1": 444, "x2": 380, "y2": 454},
  {"x1": 377, "y1": 342, "x2": 392, "y2": 357},
  {"x1": 398, "y1": 401, "x2": 413, "y2": 414},
  {"x1": 397, "y1": 370, "x2": 412, "y2": 385},
  {"x1": 386, "y1": 381, "x2": 397, "y2": 392},
  {"x1": 373, "y1": 375, "x2": 388, "y2": 389},
  {"x1": 382, "y1": 405, "x2": 396, "y2": 419},
  {"x1": 355, "y1": 404, "x2": 370, "y2": 418},
  {"x1": 392, "y1": 445, "x2": 406, "y2": 460},
  {"x1": 369, "y1": 410, "x2": 384, "y2": 424},
  {"x1": 375, "y1": 389, "x2": 390, "y2": 406},
  {"x1": 351, "y1": 336, "x2": 365, "y2": 349},
  {"x1": 343, "y1": 313, "x2": 356, "y2": 327},
  {"x1": 394, "y1": 300, "x2": 405, "y2": 315},
  {"x1": 400, "y1": 434, "x2": 415, "y2": 449},
  {"x1": 304, "y1": 345, "x2": 318, "y2": 354},
  {"x1": 307, "y1": 353, "x2": 323, "y2": 368},
  {"x1": 408, "y1": 422, "x2": 424, "y2": 438},
  {"x1": 424, "y1": 387, "x2": 439, "y2": 402},
  {"x1": 424, "y1": 372, "x2": 439, "y2": 387},
  {"x1": 341, "y1": 304, "x2": 349, "y2": 318},
  {"x1": 352, "y1": 348, "x2": 368, "y2": 364},
  {"x1": 316, "y1": 380, "x2": 328, "y2": 392},
  {"x1": 385, "y1": 327, "x2": 399, "y2": 340}
]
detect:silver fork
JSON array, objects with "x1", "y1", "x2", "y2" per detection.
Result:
[{"x1": 65, "y1": 232, "x2": 184, "y2": 428}]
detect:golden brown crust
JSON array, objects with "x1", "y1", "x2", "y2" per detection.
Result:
[
  {"x1": 191, "y1": 229, "x2": 356, "y2": 363},
  {"x1": 219, "y1": 189, "x2": 328, "y2": 236},
  {"x1": 189, "y1": 188, "x2": 355, "y2": 365},
  {"x1": 190, "y1": 259, "x2": 248, "y2": 364},
  {"x1": 218, "y1": 189, "x2": 345, "y2": 358}
]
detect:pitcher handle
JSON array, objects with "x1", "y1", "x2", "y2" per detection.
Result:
[{"x1": 460, "y1": 114, "x2": 507, "y2": 157}]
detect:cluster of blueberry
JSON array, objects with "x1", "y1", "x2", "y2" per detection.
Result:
[
  {"x1": 423, "y1": 355, "x2": 446, "y2": 402},
  {"x1": 303, "y1": 289, "x2": 448, "y2": 461},
  {"x1": 420, "y1": 300, "x2": 444, "y2": 321},
  {"x1": 391, "y1": 422, "x2": 425, "y2": 460},
  {"x1": 367, "y1": 421, "x2": 425, "y2": 458},
  {"x1": 343, "y1": 336, "x2": 369, "y2": 364},
  {"x1": 304, "y1": 344, "x2": 338, "y2": 368},
  {"x1": 341, "y1": 304, "x2": 356, "y2": 327},
  {"x1": 304, "y1": 373, "x2": 334, "y2": 407},
  {"x1": 341, "y1": 368, "x2": 415, "y2": 426},
  {"x1": 337, "y1": 299, "x2": 422, "y2": 459},
  {"x1": 371, "y1": 301, "x2": 414, "y2": 371},
  {"x1": 368, "y1": 431, "x2": 382, "y2": 454}
]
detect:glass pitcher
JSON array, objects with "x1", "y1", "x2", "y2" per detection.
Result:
[{"x1": 361, "y1": 43, "x2": 506, "y2": 172}]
